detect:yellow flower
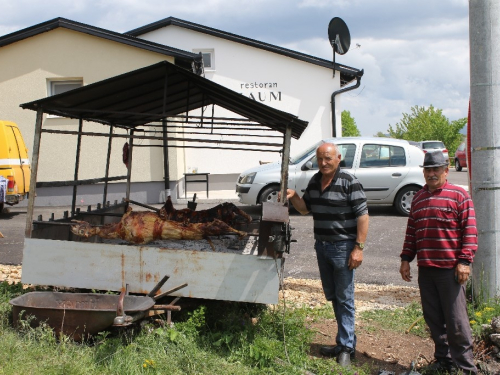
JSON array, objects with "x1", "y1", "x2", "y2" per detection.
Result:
[
  {"x1": 470, "y1": 320, "x2": 477, "y2": 325},
  {"x1": 475, "y1": 312, "x2": 482, "y2": 317},
  {"x1": 143, "y1": 363, "x2": 147, "y2": 368},
  {"x1": 485, "y1": 307, "x2": 494, "y2": 312}
]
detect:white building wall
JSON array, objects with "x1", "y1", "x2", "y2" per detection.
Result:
[
  {"x1": 0, "y1": 28, "x2": 194, "y2": 206},
  {"x1": 138, "y1": 26, "x2": 342, "y2": 175},
  {"x1": 0, "y1": 28, "x2": 180, "y2": 185}
]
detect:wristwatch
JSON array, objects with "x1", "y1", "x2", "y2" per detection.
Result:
[{"x1": 355, "y1": 242, "x2": 365, "y2": 250}]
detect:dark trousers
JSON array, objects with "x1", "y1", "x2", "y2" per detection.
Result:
[{"x1": 418, "y1": 266, "x2": 477, "y2": 374}]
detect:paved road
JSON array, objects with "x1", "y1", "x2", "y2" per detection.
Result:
[{"x1": 0, "y1": 170, "x2": 470, "y2": 287}]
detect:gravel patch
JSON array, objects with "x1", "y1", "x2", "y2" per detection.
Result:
[
  {"x1": 280, "y1": 277, "x2": 420, "y2": 313},
  {"x1": 1, "y1": 265, "x2": 421, "y2": 313},
  {"x1": 0, "y1": 264, "x2": 22, "y2": 285}
]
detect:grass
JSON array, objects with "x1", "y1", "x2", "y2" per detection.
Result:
[
  {"x1": 359, "y1": 302, "x2": 428, "y2": 338},
  {"x1": 2, "y1": 280, "x2": 499, "y2": 375},
  {"x1": 0, "y1": 281, "x2": 369, "y2": 375}
]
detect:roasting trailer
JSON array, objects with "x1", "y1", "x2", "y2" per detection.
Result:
[{"x1": 19, "y1": 61, "x2": 308, "y2": 304}]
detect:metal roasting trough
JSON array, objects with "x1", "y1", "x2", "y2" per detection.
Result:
[{"x1": 9, "y1": 275, "x2": 186, "y2": 341}]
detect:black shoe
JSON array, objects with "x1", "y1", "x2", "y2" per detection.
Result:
[
  {"x1": 423, "y1": 359, "x2": 457, "y2": 374},
  {"x1": 337, "y1": 349, "x2": 352, "y2": 368},
  {"x1": 320, "y1": 345, "x2": 355, "y2": 359}
]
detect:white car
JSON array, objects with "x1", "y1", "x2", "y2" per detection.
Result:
[
  {"x1": 236, "y1": 137, "x2": 426, "y2": 216},
  {"x1": 417, "y1": 140, "x2": 450, "y2": 164}
]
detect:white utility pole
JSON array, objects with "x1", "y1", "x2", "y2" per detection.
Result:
[{"x1": 469, "y1": 0, "x2": 500, "y2": 298}]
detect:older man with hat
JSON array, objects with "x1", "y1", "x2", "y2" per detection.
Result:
[{"x1": 399, "y1": 150, "x2": 478, "y2": 374}]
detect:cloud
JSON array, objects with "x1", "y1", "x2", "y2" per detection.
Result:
[
  {"x1": 0, "y1": 0, "x2": 470, "y2": 136},
  {"x1": 341, "y1": 36, "x2": 469, "y2": 135}
]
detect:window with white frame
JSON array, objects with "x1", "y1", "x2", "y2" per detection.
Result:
[
  {"x1": 48, "y1": 79, "x2": 83, "y2": 97},
  {"x1": 193, "y1": 49, "x2": 215, "y2": 71},
  {"x1": 46, "y1": 79, "x2": 83, "y2": 118}
]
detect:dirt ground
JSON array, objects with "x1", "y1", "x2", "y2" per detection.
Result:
[
  {"x1": 281, "y1": 278, "x2": 500, "y2": 375},
  {"x1": 281, "y1": 278, "x2": 436, "y2": 374}
]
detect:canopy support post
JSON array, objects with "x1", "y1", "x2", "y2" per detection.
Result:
[
  {"x1": 25, "y1": 108, "x2": 43, "y2": 238},
  {"x1": 71, "y1": 117, "x2": 83, "y2": 216},
  {"x1": 103, "y1": 125, "x2": 114, "y2": 207},
  {"x1": 278, "y1": 124, "x2": 292, "y2": 205},
  {"x1": 125, "y1": 129, "x2": 134, "y2": 202}
]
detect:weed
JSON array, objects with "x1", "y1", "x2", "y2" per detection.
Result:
[
  {"x1": 360, "y1": 302, "x2": 428, "y2": 338},
  {"x1": 0, "y1": 282, "x2": 437, "y2": 375},
  {"x1": 468, "y1": 298, "x2": 500, "y2": 337}
]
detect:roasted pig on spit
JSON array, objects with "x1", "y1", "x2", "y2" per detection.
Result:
[
  {"x1": 70, "y1": 207, "x2": 247, "y2": 246},
  {"x1": 159, "y1": 196, "x2": 252, "y2": 225}
]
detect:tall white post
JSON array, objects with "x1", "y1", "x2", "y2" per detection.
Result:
[{"x1": 469, "y1": 0, "x2": 500, "y2": 298}]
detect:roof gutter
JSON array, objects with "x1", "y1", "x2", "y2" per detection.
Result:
[
  {"x1": 0, "y1": 17, "x2": 200, "y2": 72},
  {"x1": 126, "y1": 17, "x2": 363, "y2": 84},
  {"x1": 331, "y1": 69, "x2": 364, "y2": 137}
]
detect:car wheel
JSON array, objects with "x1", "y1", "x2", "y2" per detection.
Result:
[
  {"x1": 455, "y1": 158, "x2": 462, "y2": 172},
  {"x1": 259, "y1": 185, "x2": 280, "y2": 204},
  {"x1": 394, "y1": 186, "x2": 419, "y2": 216}
]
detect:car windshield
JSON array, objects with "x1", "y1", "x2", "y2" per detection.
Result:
[
  {"x1": 289, "y1": 141, "x2": 322, "y2": 164},
  {"x1": 422, "y1": 141, "x2": 445, "y2": 149}
]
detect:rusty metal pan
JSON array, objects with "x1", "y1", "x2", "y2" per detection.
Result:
[{"x1": 10, "y1": 291, "x2": 155, "y2": 341}]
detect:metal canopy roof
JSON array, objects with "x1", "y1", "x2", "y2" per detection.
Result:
[{"x1": 20, "y1": 61, "x2": 308, "y2": 139}]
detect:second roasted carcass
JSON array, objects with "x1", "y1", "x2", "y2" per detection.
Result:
[
  {"x1": 159, "y1": 196, "x2": 252, "y2": 225},
  {"x1": 71, "y1": 207, "x2": 247, "y2": 245}
]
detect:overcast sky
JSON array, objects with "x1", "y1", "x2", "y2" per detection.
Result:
[{"x1": 0, "y1": 0, "x2": 470, "y2": 136}]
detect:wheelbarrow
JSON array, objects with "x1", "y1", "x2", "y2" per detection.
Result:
[{"x1": 9, "y1": 275, "x2": 187, "y2": 341}]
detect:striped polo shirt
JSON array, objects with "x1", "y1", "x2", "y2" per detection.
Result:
[
  {"x1": 400, "y1": 181, "x2": 477, "y2": 268},
  {"x1": 302, "y1": 168, "x2": 368, "y2": 242}
]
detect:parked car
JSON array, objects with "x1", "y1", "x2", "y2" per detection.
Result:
[
  {"x1": 0, "y1": 120, "x2": 31, "y2": 213},
  {"x1": 454, "y1": 141, "x2": 467, "y2": 171},
  {"x1": 417, "y1": 140, "x2": 449, "y2": 163},
  {"x1": 236, "y1": 137, "x2": 426, "y2": 216}
]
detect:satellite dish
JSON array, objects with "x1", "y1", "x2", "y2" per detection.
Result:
[
  {"x1": 328, "y1": 17, "x2": 351, "y2": 54},
  {"x1": 328, "y1": 17, "x2": 351, "y2": 76}
]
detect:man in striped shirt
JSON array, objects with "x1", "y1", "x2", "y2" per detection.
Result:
[
  {"x1": 287, "y1": 142, "x2": 369, "y2": 368},
  {"x1": 400, "y1": 150, "x2": 477, "y2": 375}
]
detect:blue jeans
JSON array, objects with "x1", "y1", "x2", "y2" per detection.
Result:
[{"x1": 315, "y1": 239, "x2": 356, "y2": 350}]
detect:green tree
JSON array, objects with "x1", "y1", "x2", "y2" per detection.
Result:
[
  {"x1": 341, "y1": 110, "x2": 361, "y2": 137},
  {"x1": 374, "y1": 131, "x2": 387, "y2": 137},
  {"x1": 387, "y1": 105, "x2": 466, "y2": 157}
]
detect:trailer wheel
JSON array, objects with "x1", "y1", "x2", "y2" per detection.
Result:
[
  {"x1": 259, "y1": 185, "x2": 280, "y2": 204},
  {"x1": 394, "y1": 186, "x2": 419, "y2": 216}
]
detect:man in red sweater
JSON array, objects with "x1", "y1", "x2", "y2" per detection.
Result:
[{"x1": 400, "y1": 150, "x2": 477, "y2": 375}]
